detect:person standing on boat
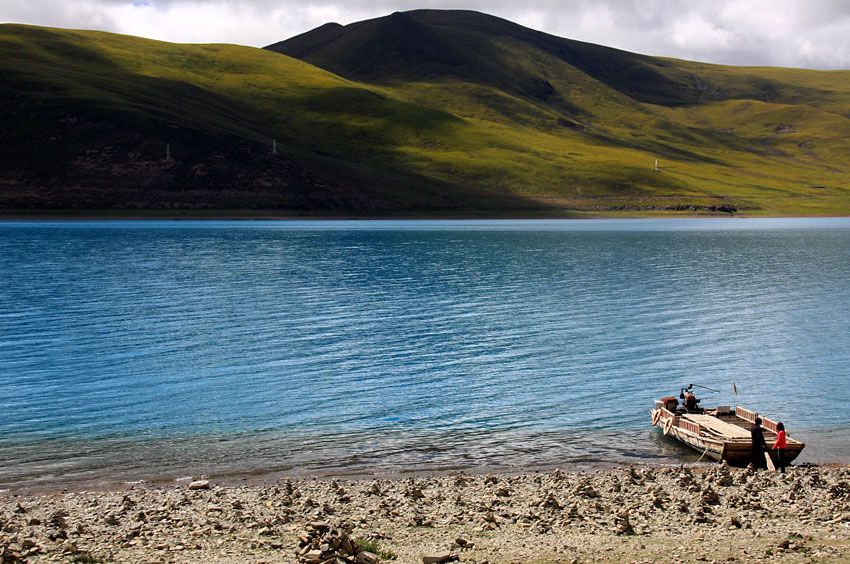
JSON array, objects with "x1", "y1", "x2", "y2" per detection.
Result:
[
  {"x1": 751, "y1": 417, "x2": 768, "y2": 470},
  {"x1": 772, "y1": 422, "x2": 787, "y2": 473}
]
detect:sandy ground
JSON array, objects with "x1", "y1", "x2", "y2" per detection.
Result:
[{"x1": 2, "y1": 463, "x2": 850, "y2": 564}]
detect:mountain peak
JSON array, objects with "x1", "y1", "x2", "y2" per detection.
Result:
[{"x1": 266, "y1": 9, "x2": 700, "y2": 106}]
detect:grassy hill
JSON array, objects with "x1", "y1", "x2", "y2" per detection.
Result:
[
  {"x1": 3, "y1": 11, "x2": 850, "y2": 216},
  {"x1": 0, "y1": 24, "x2": 497, "y2": 214}
]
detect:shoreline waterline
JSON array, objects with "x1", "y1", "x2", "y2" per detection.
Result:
[
  {"x1": 4, "y1": 209, "x2": 850, "y2": 221},
  {"x1": 5, "y1": 425, "x2": 848, "y2": 495},
  {"x1": 2, "y1": 456, "x2": 847, "y2": 496}
]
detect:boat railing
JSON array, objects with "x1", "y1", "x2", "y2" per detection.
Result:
[
  {"x1": 735, "y1": 405, "x2": 756, "y2": 422},
  {"x1": 658, "y1": 406, "x2": 676, "y2": 421},
  {"x1": 657, "y1": 407, "x2": 704, "y2": 434},
  {"x1": 735, "y1": 405, "x2": 779, "y2": 433},
  {"x1": 679, "y1": 419, "x2": 702, "y2": 435}
]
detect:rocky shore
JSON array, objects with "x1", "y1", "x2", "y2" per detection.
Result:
[{"x1": 2, "y1": 464, "x2": 849, "y2": 564}]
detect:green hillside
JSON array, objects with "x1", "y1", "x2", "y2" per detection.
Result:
[
  {"x1": 3, "y1": 11, "x2": 850, "y2": 216},
  {"x1": 0, "y1": 24, "x2": 494, "y2": 214}
]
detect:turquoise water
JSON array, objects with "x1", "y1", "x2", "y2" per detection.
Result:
[{"x1": 1, "y1": 218, "x2": 849, "y2": 489}]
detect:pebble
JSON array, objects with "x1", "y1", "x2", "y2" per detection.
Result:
[{"x1": 422, "y1": 551, "x2": 457, "y2": 564}]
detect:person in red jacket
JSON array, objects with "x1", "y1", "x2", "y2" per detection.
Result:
[{"x1": 772, "y1": 422, "x2": 787, "y2": 473}]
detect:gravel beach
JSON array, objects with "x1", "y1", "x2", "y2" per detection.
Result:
[{"x1": 2, "y1": 464, "x2": 849, "y2": 564}]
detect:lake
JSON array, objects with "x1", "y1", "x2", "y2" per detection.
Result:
[{"x1": 1, "y1": 218, "x2": 849, "y2": 490}]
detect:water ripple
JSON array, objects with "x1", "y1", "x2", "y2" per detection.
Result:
[{"x1": 1, "y1": 219, "x2": 850, "y2": 489}]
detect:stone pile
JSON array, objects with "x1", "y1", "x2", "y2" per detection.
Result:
[
  {"x1": 1, "y1": 541, "x2": 36, "y2": 563},
  {"x1": 613, "y1": 510, "x2": 634, "y2": 535},
  {"x1": 295, "y1": 521, "x2": 378, "y2": 564}
]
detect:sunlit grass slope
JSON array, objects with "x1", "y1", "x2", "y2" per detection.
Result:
[
  {"x1": 270, "y1": 9, "x2": 850, "y2": 216},
  {"x1": 3, "y1": 10, "x2": 850, "y2": 216}
]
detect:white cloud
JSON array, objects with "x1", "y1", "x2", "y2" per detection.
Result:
[
  {"x1": 1, "y1": 0, "x2": 850, "y2": 68},
  {"x1": 718, "y1": 1, "x2": 790, "y2": 40},
  {"x1": 101, "y1": 1, "x2": 280, "y2": 45},
  {"x1": 671, "y1": 14, "x2": 732, "y2": 51}
]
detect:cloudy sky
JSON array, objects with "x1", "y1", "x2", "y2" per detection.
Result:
[{"x1": 3, "y1": 0, "x2": 850, "y2": 69}]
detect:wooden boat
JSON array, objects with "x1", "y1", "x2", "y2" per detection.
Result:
[{"x1": 650, "y1": 397, "x2": 805, "y2": 466}]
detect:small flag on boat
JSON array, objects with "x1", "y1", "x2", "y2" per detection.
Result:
[{"x1": 733, "y1": 381, "x2": 738, "y2": 395}]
